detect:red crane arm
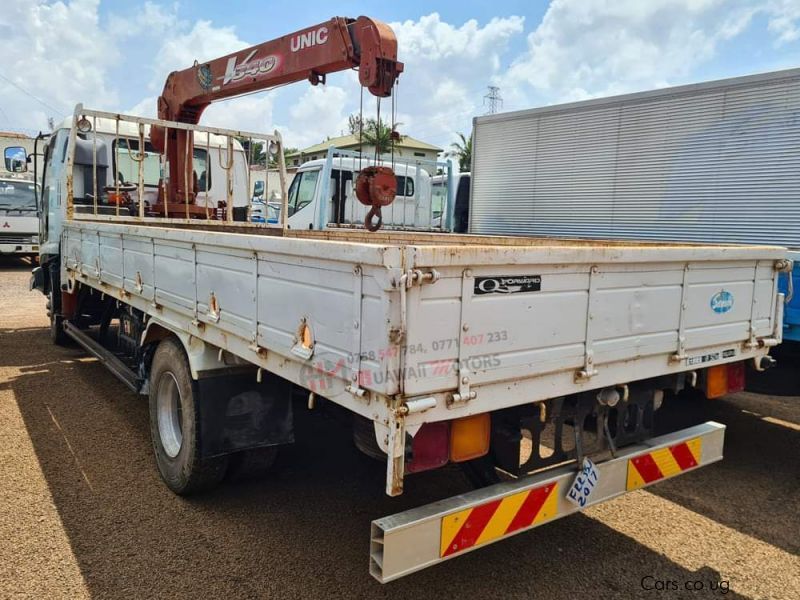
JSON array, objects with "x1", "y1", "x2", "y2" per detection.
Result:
[{"x1": 150, "y1": 16, "x2": 403, "y2": 207}]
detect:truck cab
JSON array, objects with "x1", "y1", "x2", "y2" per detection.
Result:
[
  {"x1": 286, "y1": 153, "x2": 448, "y2": 231},
  {"x1": 432, "y1": 171, "x2": 470, "y2": 233},
  {"x1": 0, "y1": 176, "x2": 39, "y2": 257},
  {"x1": 1, "y1": 135, "x2": 40, "y2": 258},
  {"x1": 35, "y1": 116, "x2": 252, "y2": 261}
]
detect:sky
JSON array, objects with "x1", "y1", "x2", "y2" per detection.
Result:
[{"x1": 0, "y1": 0, "x2": 799, "y2": 153}]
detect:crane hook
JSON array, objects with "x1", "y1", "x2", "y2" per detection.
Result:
[{"x1": 355, "y1": 166, "x2": 397, "y2": 232}]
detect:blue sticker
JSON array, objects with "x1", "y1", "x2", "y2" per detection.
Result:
[{"x1": 710, "y1": 290, "x2": 734, "y2": 314}]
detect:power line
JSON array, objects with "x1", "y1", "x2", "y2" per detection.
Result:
[
  {"x1": 483, "y1": 85, "x2": 503, "y2": 115},
  {"x1": 0, "y1": 70, "x2": 69, "y2": 118}
]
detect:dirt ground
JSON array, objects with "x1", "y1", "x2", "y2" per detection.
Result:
[{"x1": 0, "y1": 255, "x2": 798, "y2": 599}]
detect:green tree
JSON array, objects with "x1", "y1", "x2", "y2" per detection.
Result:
[
  {"x1": 348, "y1": 113, "x2": 362, "y2": 135},
  {"x1": 237, "y1": 137, "x2": 265, "y2": 164},
  {"x1": 448, "y1": 131, "x2": 472, "y2": 171},
  {"x1": 360, "y1": 118, "x2": 402, "y2": 155},
  {"x1": 269, "y1": 146, "x2": 298, "y2": 168}
]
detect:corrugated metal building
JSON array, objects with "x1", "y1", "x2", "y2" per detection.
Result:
[{"x1": 470, "y1": 68, "x2": 800, "y2": 249}]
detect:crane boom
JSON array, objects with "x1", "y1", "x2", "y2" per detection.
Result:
[{"x1": 151, "y1": 16, "x2": 404, "y2": 207}]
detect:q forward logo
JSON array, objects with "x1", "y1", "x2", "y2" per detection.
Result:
[{"x1": 474, "y1": 275, "x2": 542, "y2": 295}]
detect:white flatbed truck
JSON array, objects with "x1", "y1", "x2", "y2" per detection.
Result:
[{"x1": 29, "y1": 105, "x2": 791, "y2": 582}]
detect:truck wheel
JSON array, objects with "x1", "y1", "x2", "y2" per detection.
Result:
[
  {"x1": 48, "y1": 292, "x2": 69, "y2": 346},
  {"x1": 148, "y1": 338, "x2": 228, "y2": 494},
  {"x1": 227, "y1": 446, "x2": 279, "y2": 482}
]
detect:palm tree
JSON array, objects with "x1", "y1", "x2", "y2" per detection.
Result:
[
  {"x1": 360, "y1": 118, "x2": 402, "y2": 155},
  {"x1": 448, "y1": 132, "x2": 472, "y2": 171}
]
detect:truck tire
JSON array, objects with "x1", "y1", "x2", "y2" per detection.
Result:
[
  {"x1": 48, "y1": 292, "x2": 69, "y2": 346},
  {"x1": 227, "y1": 446, "x2": 279, "y2": 482},
  {"x1": 148, "y1": 338, "x2": 228, "y2": 494},
  {"x1": 353, "y1": 415, "x2": 386, "y2": 461}
]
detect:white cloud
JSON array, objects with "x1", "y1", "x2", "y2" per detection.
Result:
[
  {"x1": 767, "y1": 0, "x2": 800, "y2": 44},
  {"x1": 151, "y1": 19, "x2": 249, "y2": 89},
  {"x1": 281, "y1": 85, "x2": 349, "y2": 148},
  {"x1": 0, "y1": 0, "x2": 119, "y2": 132},
  {"x1": 500, "y1": 0, "x2": 760, "y2": 104},
  {"x1": 203, "y1": 94, "x2": 276, "y2": 134},
  {"x1": 131, "y1": 12, "x2": 526, "y2": 153},
  {"x1": 4, "y1": 2, "x2": 798, "y2": 155},
  {"x1": 142, "y1": 17, "x2": 277, "y2": 134},
  {"x1": 108, "y1": 1, "x2": 178, "y2": 38},
  {"x1": 388, "y1": 13, "x2": 525, "y2": 149}
]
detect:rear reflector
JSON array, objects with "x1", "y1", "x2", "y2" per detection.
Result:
[
  {"x1": 704, "y1": 361, "x2": 746, "y2": 399},
  {"x1": 450, "y1": 413, "x2": 491, "y2": 463},
  {"x1": 726, "y1": 361, "x2": 745, "y2": 394},
  {"x1": 406, "y1": 422, "x2": 450, "y2": 474}
]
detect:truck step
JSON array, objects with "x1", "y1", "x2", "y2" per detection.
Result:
[{"x1": 63, "y1": 321, "x2": 139, "y2": 392}]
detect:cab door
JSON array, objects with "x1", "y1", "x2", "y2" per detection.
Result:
[
  {"x1": 39, "y1": 129, "x2": 67, "y2": 255},
  {"x1": 285, "y1": 168, "x2": 321, "y2": 229}
]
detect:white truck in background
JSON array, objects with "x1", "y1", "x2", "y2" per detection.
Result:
[
  {"x1": 285, "y1": 152, "x2": 444, "y2": 231},
  {"x1": 1, "y1": 132, "x2": 40, "y2": 258}
]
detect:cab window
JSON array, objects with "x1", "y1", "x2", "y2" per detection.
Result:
[
  {"x1": 431, "y1": 182, "x2": 447, "y2": 219},
  {"x1": 287, "y1": 169, "x2": 319, "y2": 216},
  {"x1": 113, "y1": 139, "x2": 209, "y2": 191},
  {"x1": 396, "y1": 175, "x2": 414, "y2": 197}
]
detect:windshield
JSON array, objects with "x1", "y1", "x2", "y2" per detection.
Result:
[
  {"x1": 287, "y1": 169, "x2": 319, "y2": 216},
  {"x1": 0, "y1": 180, "x2": 37, "y2": 212},
  {"x1": 113, "y1": 139, "x2": 210, "y2": 191}
]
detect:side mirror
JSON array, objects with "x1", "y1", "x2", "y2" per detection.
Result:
[
  {"x1": 5, "y1": 146, "x2": 27, "y2": 173},
  {"x1": 253, "y1": 180, "x2": 264, "y2": 198}
]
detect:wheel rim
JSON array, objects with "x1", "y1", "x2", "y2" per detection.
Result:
[{"x1": 156, "y1": 371, "x2": 183, "y2": 458}]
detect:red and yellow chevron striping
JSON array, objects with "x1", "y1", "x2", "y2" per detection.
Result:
[
  {"x1": 440, "y1": 482, "x2": 558, "y2": 557},
  {"x1": 626, "y1": 437, "x2": 702, "y2": 490}
]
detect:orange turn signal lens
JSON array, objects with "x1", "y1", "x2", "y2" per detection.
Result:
[
  {"x1": 449, "y1": 413, "x2": 491, "y2": 462},
  {"x1": 704, "y1": 365, "x2": 728, "y2": 399}
]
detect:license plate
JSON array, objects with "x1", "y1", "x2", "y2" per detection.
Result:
[{"x1": 566, "y1": 457, "x2": 600, "y2": 508}]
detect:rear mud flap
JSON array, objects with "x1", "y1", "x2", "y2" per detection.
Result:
[{"x1": 196, "y1": 371, "x2": 294, "y2": 458}]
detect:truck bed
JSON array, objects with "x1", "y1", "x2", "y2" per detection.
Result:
[{"x1": 63, "y1": 219, "x2": 785, "y2": 423}]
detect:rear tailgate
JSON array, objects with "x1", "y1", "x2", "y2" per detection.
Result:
[{"x1": 400, "y1": 243, "x2": 786, "y2": 405}]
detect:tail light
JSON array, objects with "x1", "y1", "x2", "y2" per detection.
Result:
[
  {"x1": 406, "y1": 422, "x2": 450, "y2": 474},
  {"x1": 406, "y1": 413, "x2": 493, "y2": 473},
  {"x1": 704, "y1": 362, "x2": 746, "y2": 399},
  {"x1": 450, "y1": 413, "x2": 491, "y2": 462}
]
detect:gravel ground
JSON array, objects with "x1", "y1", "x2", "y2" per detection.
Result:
[{"x1": 1, "y1": 256, "x2": 798, "y2": 599}]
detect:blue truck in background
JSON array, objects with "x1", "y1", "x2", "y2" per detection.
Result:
[{"x1": 781, "y1": 253, "x2": 799, "y2": 342}]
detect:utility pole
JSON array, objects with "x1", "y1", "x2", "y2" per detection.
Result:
[{"x1": 483, "y1": 86, "x2": 503, "y2": 114}]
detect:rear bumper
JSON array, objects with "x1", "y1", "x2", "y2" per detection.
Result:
[
  {"x1": 370, "y1": 421, "x2": 725, "y2": 583},
  {"x1": 0, "y1": 243, "x2": 38, "y2": 255}
]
